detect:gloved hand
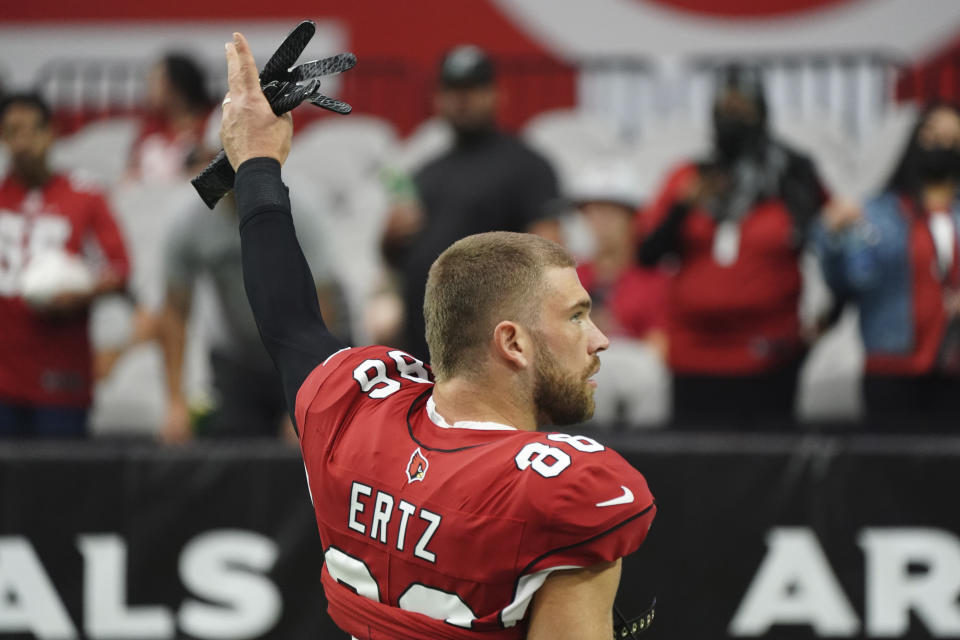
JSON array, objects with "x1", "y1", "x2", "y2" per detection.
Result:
[{"x1": 192, "y1": 20, "x2": 357, "y2": 208}]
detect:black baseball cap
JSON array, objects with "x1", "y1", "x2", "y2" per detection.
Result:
[{"x1": 438, "y1": 45, "x2": 495, "y2": 88}]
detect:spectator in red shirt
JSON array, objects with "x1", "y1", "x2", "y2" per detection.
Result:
[
  {"x1": 638, "y1": 66, "x2": 829, "y2": 430},
  {"x1": 127, "y1": 53, "x2": 213, "y2": 183},
  {"x1": 0, "y1": 93, "x2": 130, "y2": 437}
]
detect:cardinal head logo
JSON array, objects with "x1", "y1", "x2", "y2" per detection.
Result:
[{"x1": 406, "y1": 447, "x2": 429, "y2": 483}]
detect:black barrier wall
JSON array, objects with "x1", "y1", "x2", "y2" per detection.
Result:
[{"x1": 1, "y1": 434, "x2": 959, "y2": 639}]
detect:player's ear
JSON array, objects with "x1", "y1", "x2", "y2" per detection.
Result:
[{"x1": 491, "y1": 320, "x2": 531, "y2": 371}]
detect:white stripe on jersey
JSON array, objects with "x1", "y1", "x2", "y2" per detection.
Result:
[
  {"x1": 322, "y1": 346, "x2": 353, "y2": 366},
  {"x1": 426, "y1": 396, "x2": 518, "y2": 431},
  {"x1": 500, "y1": 565, "x2": 581, "y2": 627}
]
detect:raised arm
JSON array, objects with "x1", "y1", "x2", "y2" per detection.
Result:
[{"x1": 221, "y1": 32, "x2": 345, "y2": 422}]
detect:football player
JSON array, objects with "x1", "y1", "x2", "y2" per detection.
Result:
[{"x1": 220, "y1": 32, "x2": 656, "y2": 639}]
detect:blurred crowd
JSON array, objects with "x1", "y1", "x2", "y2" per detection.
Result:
[{"x1": 1, "y1": 45, "x2": 958, "y2": 440}]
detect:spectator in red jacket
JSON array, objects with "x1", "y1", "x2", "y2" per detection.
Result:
[
  {"x1": 638, "y1": 66, "x2": 829, "y2": 430},
  {"x1": 0, "y1": 93, "x2": 130, "y2": 437}
]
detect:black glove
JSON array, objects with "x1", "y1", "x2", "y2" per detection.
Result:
[{"x1": 192, "y1": 20, "x2": 357, "y2": 209}]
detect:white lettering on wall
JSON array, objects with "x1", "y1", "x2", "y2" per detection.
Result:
[
  {"x1": 859, "y1": 528, "x2": 960, "y2": 637},
  {"x1": 178, "y1": 530, "x2": 281, "y2": 639},
  {"x1": 78, "y1": 535, "x2": 174, "y2": 638},
  {"x1": 729, "y1": 527, "x2": 860, "y2": 636},
  {"x1": 0, "y1": 530, "x2": 282, "y2": 639},
  {"x1": 731, "y1": 527, "x2": 960, "y2": 638},
  {"x1": 0, "y1": 538, "x2": 78, "y2": 639}
]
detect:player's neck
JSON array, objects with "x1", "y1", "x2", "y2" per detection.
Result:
[{"x1": 432, "y1": 376, "x2": 538, "y2": 432}]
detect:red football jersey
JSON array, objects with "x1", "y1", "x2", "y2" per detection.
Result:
[
  {"x1": 0, "y1": 173, "x2": 130, "y2": 407},
  {"x1": 296, "y1": 346, "x2": 656, "y2": 640}
]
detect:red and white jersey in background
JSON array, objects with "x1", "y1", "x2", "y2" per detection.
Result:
[
  {"x1": 0, "y1": 172, "x2": 129, "y2": 408},
  {"x1": 296, "y1": 345, "x2": 656, "y2": 640}
]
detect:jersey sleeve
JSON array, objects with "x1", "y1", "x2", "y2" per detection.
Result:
[
  {"x1": 516, "y1": 438, "x2": 656, "y2": 575},
  {"x1": 295, "y1": 345, "x2": 434, "y2": 451}
]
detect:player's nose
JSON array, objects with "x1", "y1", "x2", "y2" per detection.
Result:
[{"x1": 588, "y1": 319, "x2": 610, "y2": 355}]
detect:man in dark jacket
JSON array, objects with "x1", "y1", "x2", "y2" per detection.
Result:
[{"x1": 383, "y1": 45, "x2": 560, "y2": 362}]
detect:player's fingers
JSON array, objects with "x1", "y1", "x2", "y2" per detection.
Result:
[
  {"x1": 225, "y1": 32, "x2": 260, "y2": 96},
  {"x1": 232, "y1": 32, "x2": 261, "y2": 93},
  {"x1": 225, "y1": 42, "x2": 241, "y2": 95}
]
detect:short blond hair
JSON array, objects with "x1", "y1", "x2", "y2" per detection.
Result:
[{"x1": 424, "y1": 231, "x2": 575, "y2": 380}]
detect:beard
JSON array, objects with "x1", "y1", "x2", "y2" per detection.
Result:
[{"x1": 532, "y1": 339, "x2": 599, "y2": 426}]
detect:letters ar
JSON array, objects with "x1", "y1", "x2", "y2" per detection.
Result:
[{"x1": 730, "y1": 527, "x2": 960, "y2": 637}]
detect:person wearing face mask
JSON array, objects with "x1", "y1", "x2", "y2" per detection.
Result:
[
  {"x1": 638, "y1": 65, "x2": 830, "y2": 431},
  {"x1": 815, "y1": 102, "x2": 960, "y2": 431}
]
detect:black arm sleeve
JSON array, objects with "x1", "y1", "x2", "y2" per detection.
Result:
[
  {"x1": 637, "y1": 201, "x2": 691, "y2": 266},
  {"x1": 235, "y1": 157, "x2": 346, "y2": 427}
]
